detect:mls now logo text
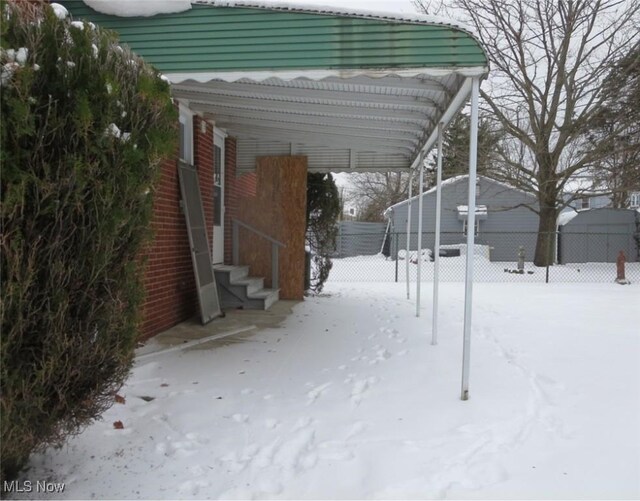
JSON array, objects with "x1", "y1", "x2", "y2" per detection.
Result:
[{"x1": 3, "y1": 480, "x2": 65, "y2": 494}]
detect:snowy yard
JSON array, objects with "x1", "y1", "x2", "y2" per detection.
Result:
[{"x1": 14, "y1": 278, "x2": 640, "y2": 499}]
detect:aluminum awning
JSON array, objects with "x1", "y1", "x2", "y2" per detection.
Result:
[{"x1": 62, "y1": 0, "x2": 489, "y2": 173}]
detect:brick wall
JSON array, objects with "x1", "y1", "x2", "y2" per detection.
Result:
[
  {"x1": 139, "y1": 115, "x2": 215, "y2": 340},
  {"x1": 223, "y1": 137, "x2": 257, "y2": 264}
]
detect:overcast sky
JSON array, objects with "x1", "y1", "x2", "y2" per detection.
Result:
[{"x1": 258, "y1": 0, "x2": 422, "y2": 15}]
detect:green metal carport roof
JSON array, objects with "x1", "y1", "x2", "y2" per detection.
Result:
[{"x1": 62, "y1": 0, "x2": 489, "y2": 173}]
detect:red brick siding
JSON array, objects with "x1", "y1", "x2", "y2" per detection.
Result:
[
  {"x1": 139, "y1": 115, "x2": 215, "y2": 340},
  {"x1": 223, "y1": 137, "x2": 257, "y2": 264}
]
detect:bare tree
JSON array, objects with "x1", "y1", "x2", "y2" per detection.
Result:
[
  {"x1": 586, "y1": 42, "x2": 640, "y2": 207},
  {"x1": 347, "y1": 171, "x2": 415, "y2": 222},
  {"x1": 416, "y1": 0, "x2": 639, "y2": 265}
]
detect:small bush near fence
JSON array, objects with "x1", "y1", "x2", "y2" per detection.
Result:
[{"x1": 328, "y1": 231, "x2": 640, "y2": 283}]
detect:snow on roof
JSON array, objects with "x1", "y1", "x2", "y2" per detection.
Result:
[
  {"x1": 194, "y1": 0, "x2": 472, "y2": 31},
  {"x1": 383, "y1": 175, "x2": 534, "y2": 217},
  {"x1": 557, "y1": 209, "x2": 582, "y2": 227},
  {"x1": 82, "y1": 0, "x2": 192, "y2": 17},
  {"x1": 81, "y1": 0, "x2": 474, "y2": 34}
]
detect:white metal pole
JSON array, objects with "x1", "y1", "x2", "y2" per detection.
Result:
[
  {"x1": 406, "y1": 169, "x2": 413, "y2": 299},
  {"x1": 461, "y1": 77, "x2": 480, "y2": 401},
  {"x1": 416, "y1": 155, "x2": 425, "y2": 317},
  {"x1": 432, "y1": 122, "x2": 444, "y2": 345}
]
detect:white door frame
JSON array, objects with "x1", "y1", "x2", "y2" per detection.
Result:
[{"x1": 212, "y1": 127, "x2": 226, "y2": 264}]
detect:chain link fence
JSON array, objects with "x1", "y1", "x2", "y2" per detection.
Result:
[{"x1": 328, "y1": 231, "x2": 640, "y2": 283}]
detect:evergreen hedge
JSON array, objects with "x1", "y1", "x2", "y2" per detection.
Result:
[
  {"x1": 306, "y1": 173, "x2": 340, "y2": 292},
  {"x1": 0, "y1": 1, "x2": 176, "y2": 481}
]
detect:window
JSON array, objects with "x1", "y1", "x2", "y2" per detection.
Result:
[
  {"x1": 462, "y1": 218, "x2": 479, "y2": 236},
  {"x1": 580, "y1": 197, "x2": 590, "y2": 209},
  {"x1": 629, "y1": 192, "x2": 640, "y2": 209}
]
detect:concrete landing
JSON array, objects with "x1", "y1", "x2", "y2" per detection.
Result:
[{"x1": 136, "y1": 300, "x2": 300, "y2": 359}]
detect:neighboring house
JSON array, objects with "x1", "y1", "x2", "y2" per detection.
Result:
[
  {"x1": 563, "y1": 191, "x2": 640, "y2": 211},
  {"x1": 62, "y1": 0, "x2": 489, "y2": 339},
  {"x1": 384, "y1": 175, "x2": 540, "y2": 262},
  {"x1": 341, "y1": 204, "x2": 359, "y2": 221},
  {"x1": 557, "y1": 208, "x2": 639, "y2": 263}
]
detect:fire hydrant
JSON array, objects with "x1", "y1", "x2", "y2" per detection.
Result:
[
  {"x1": 517, "y1": 246, "x2": 525, "y2": 274},
  {"x1": 616, "y1": 250, "x2": 630, "y2": 285}
]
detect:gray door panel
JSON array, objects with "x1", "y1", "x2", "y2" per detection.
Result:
[{"x1": 178, "y1": 161, "x2": 221, "y2": 324}]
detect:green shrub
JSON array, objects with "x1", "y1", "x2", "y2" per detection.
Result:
[
  {"x1": 0, "y1": 1, "x2": 177, "y2": 481},
  {"x1": 306, "y1": 173, "x2": 340, "y2": 292}
]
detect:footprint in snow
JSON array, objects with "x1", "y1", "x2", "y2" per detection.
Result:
[
  {"x1": 351, "y1": 377, "x2": 379, "y2": 405},
  {"x1": 265, "y1": 418, "x2": 280, "y2": 430},
  {"x1": 155, "y1": 432, "x2": 204, "y2": 458},
  {"x1": 346, "y1": 420, "x2": 368, "y2": 439},
  {"x1": 307, "y1": 382, "x2": 332, "y2": 404},
  {"x1": 178, "y1": 479, "x2": 210, "y2": 497},
  {"x1": 369, "y1": 348, "x2": 392, "y2": 365}
]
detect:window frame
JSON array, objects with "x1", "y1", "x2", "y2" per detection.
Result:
[
  {"x1": 178, "y1": 104, "x2": 194, "y2": 165},
  {"x1": 462, "y1": 218, "x2": 479, "y2": 237}
]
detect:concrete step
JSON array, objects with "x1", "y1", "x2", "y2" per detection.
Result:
[
  {"x1": 213, "y1": 265, "x2": 278, "y2": 311},
  {"x1": 247, "y1": 288, "x2": 280, "y2": 310},
  {"x1": 231, "y1": 276, "x2": 264, "y2": 296},
  {"x1": 213, "y1": 264, "x2": 249, "y2": 283}
]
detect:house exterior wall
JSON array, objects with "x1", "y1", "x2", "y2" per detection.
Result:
[
  {"x1": 563, "y1": 194, "x2": 611, "y2": 211},
  {"x1": 558, "y1": 208, "x2": 639, "y2": 263},
  {"x1": 234, "y1": 156, "x2": 308, "y2": 300},
  {"x1": 388, "y1": 177, "x2": 539, "y2": 262},
  {"x1": 139, "y1": 116, "x2": 215, "y2": 340},
  {"x1": 563, "y1": 192, "x2": 640, "y2": 211}
]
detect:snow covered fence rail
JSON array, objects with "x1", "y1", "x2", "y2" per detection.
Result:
[{"x1": 328, "y1": 231, "x2": 640, "y2": 283}]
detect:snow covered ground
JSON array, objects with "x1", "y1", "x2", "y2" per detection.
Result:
[{"x1": 13, "y1": 276, "x2": 640, "y2": 499}]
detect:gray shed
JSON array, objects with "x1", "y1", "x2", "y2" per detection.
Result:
[
  {"x1": 384, "y1": 175, "x2": 539, "y2": 262},
  {"x1": 557, "y1": 208, "x2": 639, "y2": 263}
]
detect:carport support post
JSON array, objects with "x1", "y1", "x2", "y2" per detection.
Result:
[
  {"x1": 432, "y1": 122, "x2": 444, "y2": 345},
  {"x1": 416, "y1": 154, "x2": 425, "y2": 317},
  {"x1": 461, "y1": 77, "x2": 480, "y2": 401},
  {"x1": 406, "y1": 169, "x2": 413, "y2": 299}
]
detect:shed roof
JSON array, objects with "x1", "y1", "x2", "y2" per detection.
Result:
[
  {"x1": 383, "y1": 175, "x2": 535, "y2": 216},
  {"x1": 63, "y1": 0, "x2": 489, "y2": 173}
]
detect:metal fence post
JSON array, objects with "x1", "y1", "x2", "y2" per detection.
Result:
[
  {"x1": 546, "y1": 231, "x2": 551, "y2": 284},
  {"x1": 395, "y1": 232, "x2": 399, "y2": 282}
]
